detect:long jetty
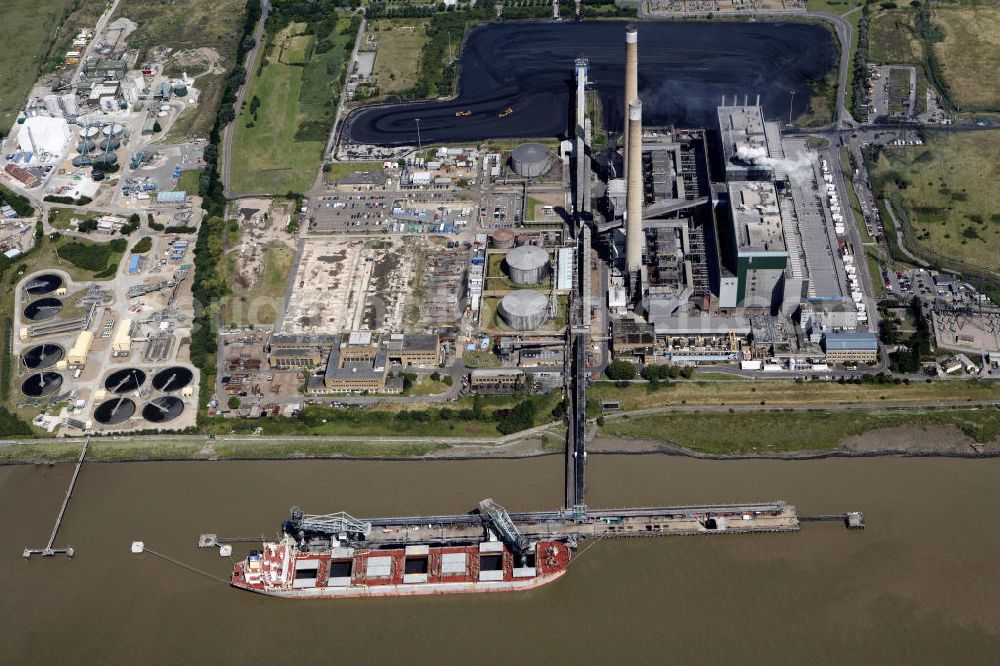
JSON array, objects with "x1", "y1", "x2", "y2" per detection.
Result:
[{"x1": 23, "y1": 439, "x2": 89, "y2": 559}]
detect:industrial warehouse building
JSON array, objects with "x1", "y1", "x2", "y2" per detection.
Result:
[{"x1": 822, "y1": 332, "x2": 879, "y2": 363}]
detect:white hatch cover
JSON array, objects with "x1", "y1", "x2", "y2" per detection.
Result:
[
  {"x1": 441, "y1": 552, "x2": 467, "y2": 574},
  {"x1": 366, "y1": 556, "x2": 393, "y2": 578}
]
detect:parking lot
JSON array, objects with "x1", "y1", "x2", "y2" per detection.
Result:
[{"x1": 311, "y1": 190, "x2": 475, "y2": 234}]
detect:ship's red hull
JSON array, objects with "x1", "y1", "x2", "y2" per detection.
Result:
[{"x1": 232, "y1": 538, "x2": 571, "y2": 599}]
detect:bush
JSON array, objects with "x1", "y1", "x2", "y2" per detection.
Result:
[
  {"x1": 57, "y1": 238, "x2": 127, "y2": 272},
  {"x1": 132, "y1": 236, "x2": 153, "y2": 254},
  {"x1": 0, "y1": 184, "x2": 34, "y2": 217},
  {"x1": 228, "y1": 396, "x2": 241, "y2": 410},
  {"x1": 165, "y1": 225, "x2": 198, "y2": 234},
  {"x1": 606, "y1": 359, "x2": 637, "y2": 380}
]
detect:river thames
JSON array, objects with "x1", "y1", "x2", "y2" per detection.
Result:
[{"x1": 4, "y1": 455, "x2": 1000, "y2": 664}]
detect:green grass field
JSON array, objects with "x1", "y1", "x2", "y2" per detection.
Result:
[
  {"x1": 933, "y1": 7, "x2": 1000, "y2": 110},
  {"x1": 0, "y1": 0, "x2": 79, "y2": 133},
  {"x1": 230, "y1": 18, "x2": 355, "y2": 195},
  {"x1": 869, "y1": 8, "x2": 922, "y2": 64},
  {"x1": 370, "y1": 19, "x2": 430, "y2": 95},
  {"x1": 871, "y1": 132, "x2": 1000, "y2": 273},
  {"x1": 590, "y1": 377, "x2": 998, "y2": 412},
  {"x1": 600, "y1": 406, "x2": 1000, "y2": 455}
]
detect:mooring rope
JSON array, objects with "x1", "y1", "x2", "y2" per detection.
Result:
[
  {"x1": 565, "y1": 527, "x2": 613, "y2": 567},
  {"x1": 143, "y1": 546, "x2": 229, "y2": 584}
]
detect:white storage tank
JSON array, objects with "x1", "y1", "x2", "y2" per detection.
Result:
[
  {"x1": 504, "y1": 245, "x2": 549, "y2": 285},
  {"x1": 498, "y1": 290, "x2": 549, "y2": 331}
]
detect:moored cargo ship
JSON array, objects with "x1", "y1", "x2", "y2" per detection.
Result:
[{"x1": 231, "y1": 537, "x2": 571, "y2": 599}]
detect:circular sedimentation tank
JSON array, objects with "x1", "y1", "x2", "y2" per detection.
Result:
[
  {"x1": 498, "y1": 290, "x2": 549, "y2": 331},
  {"x1": 72, "y1": 154, "x2": 94, "y2": 167},
  {"x1": 99, "y1": 137, "x2": 121, "y2": 151},
  {"x1": 491, "y1": 229, "x2": 515, "y2": 249},
  {"x1": 92, "y1": 152, "x2": 118, "y2": 166},
  {"x1": 151, "y1": 366, "x2": 193, "y2": 392},
  {"x1": 21, "y1": 372, "x2": 63, "y2": 397},
  {"x1": 510, "y1": 143, "x2": 552, "y2": 178},
  {"x1": 78, "y1": 126, "x2": 100, "y2": 139},
  {"x1": 23, "y1": 297, "x2": 63, "y2": 322},
  {"x1": 22, "y1": 344, "x2": 64, "y2": 370},
  {"x1": 24, "y1": 273, "x2": 62, "y2": 295},
  {"x1": 94, "y1": 397, "x2": 136, "y2": 425},
  {"x1": 77, "y1": 139, "x2": 96, "y2": 154},
  {"x1": 104, "y1": 368, "x2": 147, "y2": 393},
  {"x1": 504, "y1": 245, "x2": 549, "y2": 285},
  {"x1": 102, "y1": 123, "x2": 125, "y2": 137},
  {"x1": 142, "y1": 396, "x2": 184, "y2": 423}
]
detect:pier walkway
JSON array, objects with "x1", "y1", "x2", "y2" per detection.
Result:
[{"x1": 23, "y1": 439, "x2": 88, "y2": 559}]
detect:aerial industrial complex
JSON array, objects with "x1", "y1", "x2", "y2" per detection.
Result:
[{"x1": 1, "y1": 6, "x2": 996, "y2": 437}]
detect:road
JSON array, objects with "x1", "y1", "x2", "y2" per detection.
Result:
[{"x1": 220, "y1": 0, "x2": 270, "y2": 198}]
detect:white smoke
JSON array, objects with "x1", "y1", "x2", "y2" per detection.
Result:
[
  {"x1": 736, "y1": 144, "x2": 815, "y2": 186},
  {"x1": 772, "y1": 153, "x2": 814, "y2": 186},
  {"x1": 735, "y1": 144, "x2": 770, "y2": 164}
]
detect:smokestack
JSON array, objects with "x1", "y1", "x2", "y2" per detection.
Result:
[
  {"x1": 755, "y1": 93, "x2": 760, "y2": 107},
  {"x1": 623, "y1": 24, "x2": 638, "y2": 181},
  {"x1": 626, "y1": 99, "x2": 643, "y2": 274}
]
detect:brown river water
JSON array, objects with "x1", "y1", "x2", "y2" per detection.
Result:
[{"x1": 3, "y1": 455, "x2": 1000, "y2": 664}]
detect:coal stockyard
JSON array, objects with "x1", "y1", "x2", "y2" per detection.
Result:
[
  {"x1": 151, "y1": 366, "x2": 193, "y2": 392},
  {"x1": 21, "y1": 372, "x2": 63, "y2": 397},
  {"x1": 23, "y1": 297, "x2": 63, "y2": 322},
  {"x1": 21, "y1": 344, "x2": 64, "y2": 370},
  {"x1": 94, "y1": 397, "x2": 136, "y2": 425},
  {"x1": 24, "y1": 273, "x2": 63, "y2": 295},
  {"x1": 344, "y1": 21, "x2": 836, "y2": 146},
  {"x1": 104, "y1": 368, "x2": 147, "y2": 393},
  {"x1": 142, "y1": 396, "x2": 184, "y2": 423}
]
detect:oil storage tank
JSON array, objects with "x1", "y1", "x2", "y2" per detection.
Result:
[
  {"x1": 491, "y1": 229, "x2": 515, "y2": 249},
  {"x1": 499, "y1": 290, "x2": 549, "y2": 331},
  {"x1": 505, "y1": 244, "x2": 549, "y2": 285},
  {"x1": 510, "y1": 143, "x2": 552, "y2": 178}
]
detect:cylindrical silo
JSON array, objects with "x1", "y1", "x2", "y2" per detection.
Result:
[
  {"x1": 505, "y1": 245, "x2": 549, "y2": 285},
  {"x1": 498, "y1": 290, "x2": 549, "y2": 331},
  {"x1": 491, "y1": 229, "x2": 515, "y2": 249}
]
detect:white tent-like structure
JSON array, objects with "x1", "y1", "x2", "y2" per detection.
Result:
[{"x1": 17, "y1": 116, "x2": 71, "y2": 160}]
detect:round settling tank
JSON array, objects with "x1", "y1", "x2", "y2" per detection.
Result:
[
  {"x1": 92, "y1": 152, "x2": 117, "y2": 166},
  {"x1": 142, "y1": 396, "x2": 184, "y2": 423},
  {"x1": 24, "y1": 273, "x2": 62, "y2": 295},
  {"x1": 104, "y1": 368, "x2": 147, "y2": 393},
  {"x1": 23, "y1": 297, "x2": 63, "y2": 322},
  {"x1": 152, "y1": 366, "x2": 193, "y2": 392},
  {"x1": 504, "y1": 245, "x2": 549, "y2": 285},
  {"x1": 77, "y1": 139, "x2": 96, "y2": 154},
  {"x1": 103, "y1": 123, "x2": 125, "y2": 137},
  {"x1": 22, "y1": 344, "x2": 64, "y2": 370},
  {"x1": 94, "y1": 397, "x2": 135, "y2": 425},
  {"x1": 78, "y1": 126, "x2": 100, "y2": 139},
  {"x1": 99, "y1": 138, "x2": 121, "y2": 151},
  {"x1": 498, "y1": 290, "x2": 549, "y2": 331},
  {"x1": 491, "y1": 229, "x2": 515, "y2": 249},
  {"x1": 21, "y1": 372, "x2": 63, "y2": 397},
  {"x1": 72, "y1": 154, "x2": 94, "y2": 167},
  {"x1": 510, "y1": 143, "x2": 552, "y2": 178}
]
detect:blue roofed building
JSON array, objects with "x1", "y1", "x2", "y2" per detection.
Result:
[{"x1": 823, "y1": 331, "x2": 879, "y2": 364}]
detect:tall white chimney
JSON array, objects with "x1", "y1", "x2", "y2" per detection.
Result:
[
  {"x1": 626, "y1": 98, "x2": 643, "y2": 274},
  {"x1": 623, "y1": 24, "x2": 638, "y2": 182}
]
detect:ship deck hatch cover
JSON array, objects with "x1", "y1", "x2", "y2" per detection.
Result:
[{"x1": 330, "y1": 560, "x2": 353, "y2": 578}]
